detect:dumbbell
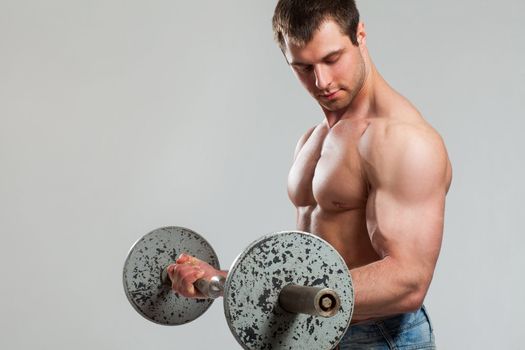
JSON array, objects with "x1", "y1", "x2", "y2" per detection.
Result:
[{"x1": 123, "y1": 226, "x2": 354, "y2": 349}]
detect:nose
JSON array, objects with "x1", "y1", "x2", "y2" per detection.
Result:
[{"x1": 314, "y1": 65, "x2": 332, "y2": 91}]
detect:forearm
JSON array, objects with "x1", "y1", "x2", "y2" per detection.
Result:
[{"x1": 349, "y1": 256, "x2": 428, "y2": 322}]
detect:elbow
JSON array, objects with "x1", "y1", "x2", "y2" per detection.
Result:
[
  {"x1": 403, "y1": 288, "x2": 427, "y2": 312},
  {"x1": 402, "y1": 273, "x2": 432, "y2": 312},
  {"x1": 396, "y1": 267, "x2": 431, "y2": 313},
  {"x1": 385, "y1": 256, "x2": 435, "y2": 313}
]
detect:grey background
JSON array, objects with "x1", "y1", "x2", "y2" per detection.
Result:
[{"x1": 1, "y1": 0, "x2": 523, "y2": 349}]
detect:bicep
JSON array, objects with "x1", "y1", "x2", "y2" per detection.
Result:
[
  {"x1": 367, "y1": 187, "x2": 445, "y2": 269},
  {"x1": 366, "y1": 129, "x2": 449, "y2": 272}
]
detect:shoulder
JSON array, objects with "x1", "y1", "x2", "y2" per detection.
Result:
[
  {"x1": 293, "y1": 124, "x2": 321, "y2": 160},
  {"x1": 298, "y1": 125, "x2": 317, "y2": 144},
  {"x1": 361, "y1": 117, "x2": 451, "y2": 195}
]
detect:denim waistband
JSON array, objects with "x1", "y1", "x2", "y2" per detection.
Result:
[
  {"x1": 350, "y1": 305, "x2": 433, "y2": 333},
  {"x1": 338, "y1": 305, "x2": 436, "y2": 349}
]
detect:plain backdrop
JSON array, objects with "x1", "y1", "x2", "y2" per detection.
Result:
[{"x1": 1, "y1": 0, "x2": 524, "y2": 349}]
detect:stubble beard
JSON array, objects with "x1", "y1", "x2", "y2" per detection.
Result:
[{"x1": 319, "y1": 56, "x2": 367, "y2": 113}]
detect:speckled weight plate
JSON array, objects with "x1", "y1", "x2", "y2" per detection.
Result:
[
  {"x1": 123, "y1": 226, "x2": 220, "y2": 325},
  {"x1": 224, "y1": 231, "x2": 354, "y2": 350}
]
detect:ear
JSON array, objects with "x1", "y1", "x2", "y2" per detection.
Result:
[{"x1": 356, "y1": 22, "x2": 367, "y2": 46}]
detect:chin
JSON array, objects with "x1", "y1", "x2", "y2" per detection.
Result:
[{"x1": 320, "y1": 100, "x2": 350, "y2": 112}]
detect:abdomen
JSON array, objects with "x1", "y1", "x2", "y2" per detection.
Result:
[{"x1": 298, "y1": 206, "x2": 380, "y2": 270}]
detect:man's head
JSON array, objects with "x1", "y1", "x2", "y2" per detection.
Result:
[
  {"x1": 272, "y1": 0, "x2": 360, "y2": 52},
  {"x1": 272, "y1": 0, "x2": 368, "y2": 113}
]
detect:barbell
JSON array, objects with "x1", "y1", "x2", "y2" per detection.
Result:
[{"x1": 123, "y1": 226, "x2": 354, "y2": 349}]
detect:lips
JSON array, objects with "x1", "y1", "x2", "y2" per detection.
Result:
[{"x1": 320, "y1": 90, "x2": 340, "y2": 100}]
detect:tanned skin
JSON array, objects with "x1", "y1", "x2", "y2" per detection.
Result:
[{"x1": 168, "y1": 19, "x2": 452, "y2": 324}]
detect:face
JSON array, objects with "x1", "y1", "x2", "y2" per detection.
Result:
[{"x1": 284, "y1": 20, "x2": 366, "y2": 112}]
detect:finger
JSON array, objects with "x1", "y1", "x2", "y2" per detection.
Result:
[
  {"x1": 172, "y1": 267, "x2": 203, "y2": 296},
  {"x1": 166, "y1": 264, "x2": 176, "y2": 281},
  {"x1": 194, "y1": 270, "x2": 205, "y2": 281},
  {"x1": 170, "y1": 263, "x2": 191, "y2": 288},
  {"x1": 176, "y1": 253, "x2": 192, "y2": 264},
  {"x1": 186, "y1": 270, "x2": 206, "y2": 296},
  {"x1": 168, "y1": 263, "x2": 186, "y2": 284},
  {"x1": 185, "y1": 279, "x2": 196, "y2": 296}
]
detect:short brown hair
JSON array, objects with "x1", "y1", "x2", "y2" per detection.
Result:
[{"x1": 272, "y1": 0, "x2": 360, "y2": 52}]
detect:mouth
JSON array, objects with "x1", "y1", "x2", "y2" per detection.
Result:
[{"x1": 319, "y1": 90, "x2": 340, "y2": 101}]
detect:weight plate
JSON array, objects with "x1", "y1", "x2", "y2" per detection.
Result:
[
  {"x1": 224, "y1": 231, "x2": 353, "y2": 350},
  {"x1": 123, "y1": 226, "x2": 220, "y2": 325}
]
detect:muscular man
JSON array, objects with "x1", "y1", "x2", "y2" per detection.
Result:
[{"x1": 169, "y1": 1, "x2": 452, "y2": 348}]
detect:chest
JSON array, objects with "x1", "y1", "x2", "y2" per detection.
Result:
[{"x1": 287, "y1": 124, "x2": 369, "y2": 211}]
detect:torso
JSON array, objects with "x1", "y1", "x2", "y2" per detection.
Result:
[
  {"x1": 287, "y1": 101, "x2": 452, "y2": 271},
  {"x1": 288, "y1": 118, "x2": 380, "y2": 269}
]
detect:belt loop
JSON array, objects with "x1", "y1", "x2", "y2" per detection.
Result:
[{"x1": 421, "y1": 304, "x2": 434, "y2": 333}]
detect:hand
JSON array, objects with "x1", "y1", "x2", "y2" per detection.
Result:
[{"x1": 166, "y1": 253, "x2": 223, "y2": 299}]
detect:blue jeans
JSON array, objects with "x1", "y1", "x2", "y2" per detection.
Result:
[{"x1": 337, "y1": 305, "x2": 436, "y2": 349}]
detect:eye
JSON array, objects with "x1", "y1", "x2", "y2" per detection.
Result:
[
  {"x1": 302, "y1": 66, "x2": 313, "y2": 72},
  {"x1": 295, "y1": 65, "x2": 313, "y2": 73},
  {"x1": 326, "y1": 55, "x2": 340, "y2": 64}
]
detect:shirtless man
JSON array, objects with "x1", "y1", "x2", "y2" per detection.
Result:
[{"x1": 168, "y1": 1, "x2": 452, "y2": 348}]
